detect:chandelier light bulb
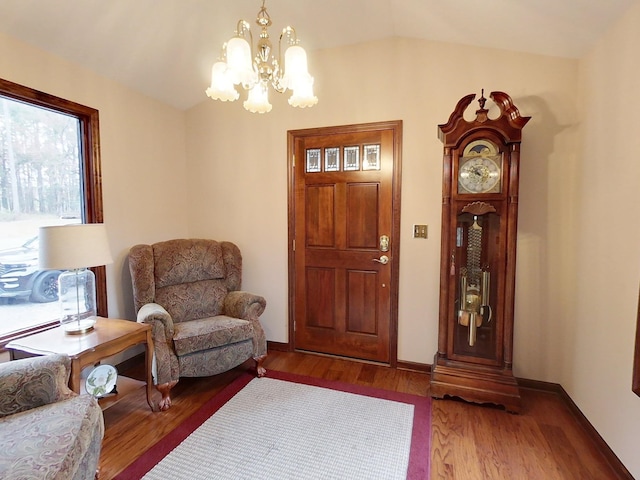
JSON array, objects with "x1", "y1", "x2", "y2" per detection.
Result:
[
  {"x1": 243, "y1": 82, "x2": 272, "y2": 113},
  {"x1": 205, "y1": 1, "x2": 317, "y2": 113},
  {"x1": 206, "y1": 61, "x2": 240, "y2": 101},
  {"x1": 282, "y1": 45, "x2": 309, "y2": 89},
  {"x1": 288, "y1": 76, "x2": 318, "y2": 108},
  {"x1": 226, "y1": 37, "x2": 255, "y2": 86}
]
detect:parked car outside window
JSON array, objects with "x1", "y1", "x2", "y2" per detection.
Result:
[{"x1": 0, "y1": 237, "x2": 61, "y2": 303}]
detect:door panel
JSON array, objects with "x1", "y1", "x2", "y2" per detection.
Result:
[
  {"x1": 347, "y1": 183, "x2": 379, "y2": 249},
  {"x1": 346, "y1": 269, "x2": 378, "y2": 335},
  {"x1": 306, "y1": 267, "x2": 335, "y2": 329},
  {"x1": 288, "y1": 121, "x2": 402, "y2": 364},
  {"x1": 306, "y1": 186, "x2": 335, "y2": 247}
]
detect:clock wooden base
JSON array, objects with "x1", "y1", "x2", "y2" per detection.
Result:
[{"x1": 430, "y1": 354, "x2": 521, "y2": 413}]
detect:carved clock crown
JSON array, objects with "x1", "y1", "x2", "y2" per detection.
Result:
[{"x1": 438, "y1": 90, "x2": 530, "y2": 147}]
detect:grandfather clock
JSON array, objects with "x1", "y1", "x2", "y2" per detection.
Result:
[{"x1": 430, "y1": 90, "x2": 530, "y2": 413}]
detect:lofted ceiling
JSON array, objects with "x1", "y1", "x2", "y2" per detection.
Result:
[{"x1": 0, "y1": 0, "x2": 634, "y2": 110}]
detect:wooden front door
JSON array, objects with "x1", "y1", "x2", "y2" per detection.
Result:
[{"x1": 288, "y1": 121, "x2": 402, "y2": 364}]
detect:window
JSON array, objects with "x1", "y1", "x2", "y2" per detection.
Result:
[{"x1": 0, "y1": 78, "x2": 105, "y2": 345}]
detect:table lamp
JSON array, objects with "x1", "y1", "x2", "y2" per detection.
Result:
[{"x1": 39, "y1": 223, "x2": 113, "y2": 334}]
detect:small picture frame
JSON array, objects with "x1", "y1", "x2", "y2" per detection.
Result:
[
  {"x1": 324, "y1": 147, "x2": 340, "y2": 172},
  {"x1": 344, "y1": 146, "x2": 360, "y2": 171},
  {"x1": 306, "y1": 148, "x2": 321, "y2": 173},
  {"x1": 363, "y1": 144, "x2": 381, "y2": 170}
]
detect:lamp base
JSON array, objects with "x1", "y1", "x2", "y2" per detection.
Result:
[
  {"x1": 58, "y1": 268, "x2": 97, "y2": 335},
  {"x1": 63, "y1": 317, "x2": 96, "y2": 334}
]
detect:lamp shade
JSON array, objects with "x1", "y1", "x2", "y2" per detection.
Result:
[
  {"x1": 206, "y1": 61, "x2": 239, "y2": 102},
  {"x1": 226, "y1": 36, "x2": 256, "y2": 86},
  {"x1": 39, "y1": 223, "x2": 113, "y2": 270},
  {"x1": 282, "y1": 45, "x2": 310, "y2": 90},
  {"x1": 243, "y1": 82, "x2": 272, "y2": 113},
  {"x1": 288, "y1": 76, "x2": 318, "y2": 108}
]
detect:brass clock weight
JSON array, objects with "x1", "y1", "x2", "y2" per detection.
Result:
[{"x1": 430, "y1": 90, "x2": 530, "y2": 413}]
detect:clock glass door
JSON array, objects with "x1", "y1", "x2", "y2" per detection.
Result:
[{"x1": 451, "y1": 210, "x2": 503, "y2": 365}]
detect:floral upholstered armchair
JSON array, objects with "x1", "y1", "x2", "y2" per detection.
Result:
[
  {"x1": 129, "y1": 239, "x2": 267, "y2": 411},
  {"x1": 0, "y1": 354, "x2": 104, "y2": 480}
]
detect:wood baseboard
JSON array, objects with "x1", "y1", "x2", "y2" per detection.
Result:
[
  {"x1": 114, "y1": 353, "x2": 144, "y2": 375},
  {"x1": 396, "y1": 359, "x2": 430, "y2": 373},
  {"x1": 266, "y1": 341, "x2": 291, "y2": 352},
  {"x1": 517, "y1": 378, "x2": 634, "y2": 480}
]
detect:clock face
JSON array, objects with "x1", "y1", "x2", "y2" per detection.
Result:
[{"x1": 458, "y1": 139, "x2": 502, "y2": 194}]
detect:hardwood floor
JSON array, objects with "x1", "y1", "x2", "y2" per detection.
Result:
[{"x1": 99, "y1": 350, "x2": 625, "y2": 479}]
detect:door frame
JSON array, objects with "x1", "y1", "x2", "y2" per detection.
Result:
[{"x1": 287, "y1": 120, "x2": 403, "y2": 366}]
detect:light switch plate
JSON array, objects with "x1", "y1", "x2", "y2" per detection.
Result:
[{"x1": 413, "y1": 224, "x2": 428, "y2": 238}]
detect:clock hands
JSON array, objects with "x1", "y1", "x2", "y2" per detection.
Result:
[{"x1": 470, "y1": 165, "x2": 489, "y2": 182}]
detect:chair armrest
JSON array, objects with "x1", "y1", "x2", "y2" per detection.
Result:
[
  {"x1": 223, "y1": 291, "x2": 266, "y2": 320},
  {"x1": 0, "y1": 354, "x2": 75, "y2": 418},
  {"x1": 137, "y1": 302, "x2": 180, "y2": 386},
  {"x1": 137, "y1": 302, "x2": 175, "y2": 338}
]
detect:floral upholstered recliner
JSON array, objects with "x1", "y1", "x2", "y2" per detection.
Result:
[
  {"x1": 0, "y1": 354, "x2": 104, "y2": 480},
  {"x1": 129, "y1": 239, "x2": 267, "y2": 411}
]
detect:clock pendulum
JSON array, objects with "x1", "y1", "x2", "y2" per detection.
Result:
[
  {"x1": 430, "y1": 90, "x2": 530, "y2": 413},
  {"x1": 457, "y1": 215, "x2": 492, "y2": 347}
]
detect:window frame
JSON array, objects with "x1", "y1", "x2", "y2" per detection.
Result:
[{"x1": 0, "y1": 78, "x2": 107, "y2": 346}]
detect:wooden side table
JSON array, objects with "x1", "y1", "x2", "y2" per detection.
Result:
[{"x1": 6, "y1": 317, "x2": 155, "y2": 411}]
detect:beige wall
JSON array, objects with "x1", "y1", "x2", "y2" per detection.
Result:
[
  {"x1": 570, "y1": 2, "x2": 640, "y2": 475},
  {"x1": 0, "y1": 32, "x2": 190, "y2": 321},
  {"x1": 186, "y1": 38, "x2": 580, "y2": 377}
]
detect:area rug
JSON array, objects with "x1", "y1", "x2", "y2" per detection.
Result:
[{"x1": 115, "y1": 370, "x2": 430, "y2": 480}]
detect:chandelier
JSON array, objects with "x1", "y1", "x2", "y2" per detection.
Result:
[{"x1": 205, "y1": 0, "x2": 318, "y2": 113}]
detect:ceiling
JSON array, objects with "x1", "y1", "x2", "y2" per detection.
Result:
[{"x1": 0, "y1": 0, "x2": 634, "y2": 110}]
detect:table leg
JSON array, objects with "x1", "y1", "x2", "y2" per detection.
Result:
[
  {"x1": 145, "y1": 330, "x2": 155, "y2": 411},
  {"x1": 69, "y1": 358, "x2": 81, "y2": 394}
]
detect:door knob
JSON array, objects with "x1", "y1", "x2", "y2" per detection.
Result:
[{"x1": 373, "y1": 255, "x2": 389, "y2": 265}]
